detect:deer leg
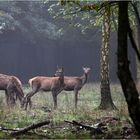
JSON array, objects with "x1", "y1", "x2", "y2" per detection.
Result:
[
  {"x1": 24, "y1": 98, "x2": 29, "y2": 110},
  {"x1": 24, "y1": 86, "x2": 38, "y2": 110},
  {"x1": 24, "y1": 95, "x2": 32, "y2": 110},
  {"x1": 52, "y1": 91, "x2": 57, "y2": 109},
  {"x1": 24, "y1": 91, "x2": 35, "y2": 110},
  {"x1": 14, "y1": 91, "x2": 18, "y2": 101},
  {"x1": 74, "y1": 90, "x2": 78, "y2": 108},
  {"x1": 7, "y1": 88, "x2": 16, "y2": 106},
  {"x1": 52, "y1": 88, "x2": 63, "y2": 109},
  {"x1": 56, "y1": 88, "x2": 63, "y2": 96},
  {"x1": 5, "y1": 90, "x2": 10, "y2": 106},
  {"x1": 24, "y1": 100, "x2": 32, "y2": 110},
  {"x1": 9, "y1": 93, "x2": 16, "y2": 106},
  {"x1": 28, "y1": 98, "x2": 32, "y2": 109}
]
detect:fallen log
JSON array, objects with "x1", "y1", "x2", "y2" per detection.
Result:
[
  {"x1": 10, "y1": 120, "x2": 50, "y2": 135},
  {"x1": 0, "y1": 126, "x2": 18, "y2": 132},
  {"x1": 64, "y1": 120, "x2": 103, "y2": 134}
]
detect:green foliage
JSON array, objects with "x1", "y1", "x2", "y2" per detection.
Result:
[
  {"x1": 47, "y1": 1, "x2": 118, "y2": 34},
  {"x1": 0, "y1": 10, "x2": 15, "y2": 33},
  {"x1": 0, "y1": 1, "x2": 63, "y2": 40},
  {"x1": 0, "y1": 1, "x2": 139, "y2": 37},
  {"x1": 47, "y1": 0, "x2": 140, "y2": 33}
]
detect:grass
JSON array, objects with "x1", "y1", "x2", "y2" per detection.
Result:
[{"x1": 0, "y1": 83, "x2": 137, "y2": 139}]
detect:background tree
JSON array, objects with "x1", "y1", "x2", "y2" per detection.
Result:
[
  {"x1": 131, "y1": 1, "x2": 140, "y2": 80},
  {"x1": 117, "y1": 1, "x2": 140, "y2": 135},
  {"x1": 48, "y1": 0, "x2": 117, "y2": 110},
  {"x1": 0, "y1": 1, "x2": 62, "y2": 41},
  {"x1": 99, "y1": 5, "x2": 116, "y2": 110}
]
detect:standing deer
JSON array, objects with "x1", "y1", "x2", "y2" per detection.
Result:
[
  {"x1": 55, "y1": 67, "x2": 91, "y2": 108},
  {"x1": 23, "y1": 67, "x2": 64, "y2": 110},
  {"x1": 0, "y1": 74, "x2": 24, "y2": 106}
]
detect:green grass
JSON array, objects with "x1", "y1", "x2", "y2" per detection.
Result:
[{"x1": 0, "y1": 83, "x2": 136, "y2": 139}]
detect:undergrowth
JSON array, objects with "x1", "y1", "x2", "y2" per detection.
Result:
[{"x1": 0, "y1": 83, "x2": 137, "y2": 139}]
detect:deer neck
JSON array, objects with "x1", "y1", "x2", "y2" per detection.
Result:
[
  {"x1": 80, "y1": 73, "x2": 88, "y2": 85},
  {"x1": 59, "y1": 75, "x2": 64, "y2": 86},
  {"x1": 16, "y1": 86, "x2": 24, "y2": 101}
]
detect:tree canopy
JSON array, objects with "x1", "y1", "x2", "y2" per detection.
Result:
[{"x1": 0, "y1": 1, "x2": 63, "y2": 41}]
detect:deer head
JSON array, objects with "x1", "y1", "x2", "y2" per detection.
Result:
[
  {"x1": 54, "y1": 67, "x2": 64, "y2": 77},
  {"x1": 82, "y1": 67, "x2": 91, "y2": 74}
]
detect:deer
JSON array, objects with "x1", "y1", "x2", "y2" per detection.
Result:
[
  {"x1": 0, "y1": 74, "x2": 24, "y2": 107},
  {"x1": 22, "y1": 67, "x2": 64, "y2": 110},
  {"x1": 54, "y1": 67, "x2": 91, "y2": 108}
]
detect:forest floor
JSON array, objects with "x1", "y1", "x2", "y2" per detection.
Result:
[{"x1": 0, "y1": 83, "x2": 139, "y2": 139}]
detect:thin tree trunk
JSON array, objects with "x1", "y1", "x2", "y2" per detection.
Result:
[
  {"x1": 99, "y1": 6, "x2": 116, "y2": 110},
  {"x1": 118, "y1": 1, "x2": 140, "y2": 135}
]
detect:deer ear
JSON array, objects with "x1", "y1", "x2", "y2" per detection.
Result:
[
  {"x1": 61, "y1": 67, "x2": 64, "y2": 71},
  {"x1": 82, "y1": 66, "x2": 86, "y2": 70}
]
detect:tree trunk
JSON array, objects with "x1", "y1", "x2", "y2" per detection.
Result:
[
  {"x1": 118, "y1": 1, "x2": 140, "y2": 135},
  {"x1": 99, "y1": 6, "x2": 116, "y2": 110},
  {"x1": 131, "y1": 1, "x2": 140, "y2": 80}
]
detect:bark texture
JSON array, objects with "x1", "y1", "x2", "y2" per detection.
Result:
[
  {"x1": 99, "y1": 6, "x2": 116, "y2": 110},
  {"x1": 117, "y1": 1, "x2": 140, "y2": 135}
]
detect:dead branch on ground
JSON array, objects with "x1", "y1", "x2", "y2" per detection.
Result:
[
  {"x1": 64, "y1": 120, "x2": 103, "y2": 134},
  {"x1": 0, "y1": 120, "x2": 50, "y2": 136}
]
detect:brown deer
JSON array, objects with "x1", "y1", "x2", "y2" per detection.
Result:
[
  {"x1": 0, "y1": 74, "x2": 24, "y2": 106},
  {"x1": 23, "y1": 67, "x2": 64, "y2": 110},
  {"x1": 55, "y1": 67, "x2": 91, "y2": 108}
]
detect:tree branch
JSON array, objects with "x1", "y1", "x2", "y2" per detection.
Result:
[
  {"x1": 10, "y1": 120, "x2": 50, "y2": 135},
  {"x1": 111, "y1": 10, "x2": 118, "y2": 31},
  {"x1": 0, "y1": 126, "x2": 18, "y2": 132},
  {"x1": 64, "y1": 120, "x2": 103, "y2": 134},
  {"x1": 131, "y1": 1, "x2": 140, "y2": 26}
]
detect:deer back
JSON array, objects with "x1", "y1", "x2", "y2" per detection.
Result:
[
  {"x1": 29, "y1": 67, "x2": 64, "y2": 91},
  {"x1": 28, "y1": 77, "x2": 61, "y2": 91},
  {"x1": 0, "y1": 74, "x2": 11, "y2": 89}
]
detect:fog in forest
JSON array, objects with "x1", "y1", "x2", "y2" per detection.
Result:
[{"x1": 0, "y1": 1, "x2": 136, "y2": 84}]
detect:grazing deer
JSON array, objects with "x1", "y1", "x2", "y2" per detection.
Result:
[
  {"x1": 0, "y1": 74, "x2": 24, "y2": 106},
  {"x1": 55, "y1": 67, "x2": 91, "y2": 108},
  {"x1": 23, "y1": 67, "x2": 64, "y2": 110}
]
